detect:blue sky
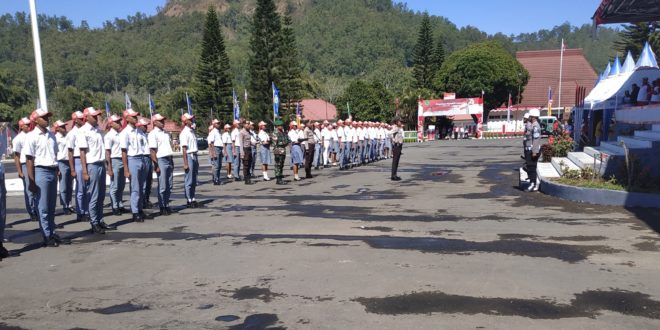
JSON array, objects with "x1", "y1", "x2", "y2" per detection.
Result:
[{"x1": 1, "y1": 0, "x2": 603, "y2": 35}]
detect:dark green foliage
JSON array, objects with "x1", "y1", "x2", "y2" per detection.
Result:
[
  {"x1": 278, "y1": 15, "x2": 303, "y2": 120},
  {"x1": 195, "y1": 7, "x2": 233, "y2": 124},
  {"x1": 614, "y1": 22, "x2": 660, "y2": 59},
  {"x1": 435, "y1": 41, "x2": 529, "y2": 121},
  {"x1": 412, "y1": 14, "x2": 435, "y2": 89},
  {"x1": 431, "y1": 38, "x2": 445, "y2": 81},
  {"x1": 0, "y1": 70, "x2": 31, "y2": 123},
  {"x1": 248, "y1": 0, "x2": 282, "y2": 121},
  {"x1": 336, "y1": 80, "x2": 394, "y2": 122}
]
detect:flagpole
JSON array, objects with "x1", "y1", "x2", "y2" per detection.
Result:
[
  {"x1": 558, "y1": 38, "x2": 564, "y2": 112},
  {"x1": 29, "y1": 0, "x2": 48, "y2": 111}
]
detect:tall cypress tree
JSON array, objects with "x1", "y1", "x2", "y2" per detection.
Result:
[
  {"x1": 279, "y1": 15, "x2": 303, "y2": 120},
  {"x1": 195, "y1": 7, "x2": 233, "y2": 123},
  {"x1": 431, "y1": 38, "x2": 445, "y2": 81},
  {"x1": 412, "y1": 14, "x2": 435, "y2": 90},
  {"x1": 248, "y1": 0, "x2": 282, "y2": 121},
  {"x1": 614, "y1": 22, "x2": 660, "y2": 59}
]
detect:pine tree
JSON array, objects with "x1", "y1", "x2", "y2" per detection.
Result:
[
  {"x1": 278, "y1": 15, "x2": 303, "y2": 120},
  {"x1": 431, "y1": 38, "x2": 445, "y2": 81},
  {"x1": 614, "y1": 22, "x2": 660, "y2": 59},
  {"x1": 412, "y1": 14, "x2": 435, "y2": 90},
  {"x1": 248, "y1": 0, "x2": 282, "y2": 121},
  {"x1": 195, "y1": 7, "x2": 233, "y2": 124}
]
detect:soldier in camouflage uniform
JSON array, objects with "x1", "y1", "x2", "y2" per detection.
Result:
[{"x1": 272, "y1": 119, "x2": 290, "y2": 185}]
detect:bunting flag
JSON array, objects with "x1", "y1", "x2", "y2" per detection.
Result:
[
  {"x1": 185, "y1": 92, "x2": 193, "y2": 116},
  {"x1": 272, "y1": 82, "x2": 280, "y2": 119},
  {"x1": 547, "y1": 87, "x2": 553, "y2": 116},
  {"x1": 125, "y1": 92, "x2": 132, "y2": 109},
  {"x1": 148, "y1": 94, "x2": 156, "y2": 118},
  {"x1": 296, "y1": 102, "x2": 301, "y2": 127},
  {"x1": 507, "y1": 93, "x2": 512, "y2": 122},
  {"x1": 105, "y1": 99, "x2": 111, "y2": 118},
  {"x1": 232, "y1": 89, "x2": 240, "y2": 121}
]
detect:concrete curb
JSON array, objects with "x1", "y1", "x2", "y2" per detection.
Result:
[{"x1": 539, "y1": 176, "x2": 660, "y2": 208}]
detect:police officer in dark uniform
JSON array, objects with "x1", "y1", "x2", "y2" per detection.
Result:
[{"x1": 389, "y1": 117, "x2": 404, "y2": 181}]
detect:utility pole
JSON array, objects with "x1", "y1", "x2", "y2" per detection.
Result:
[{"x1": 29, "y1": 0, "x2": 48, "y2": 111}]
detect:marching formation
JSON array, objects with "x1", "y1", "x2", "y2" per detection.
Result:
[{"x1": 1, "y1": 107, "x2": 405, "y2": 252}]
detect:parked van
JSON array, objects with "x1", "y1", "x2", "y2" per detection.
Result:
[{"x1": 538, "y1": 116, "x2": 557, "y2": 136}]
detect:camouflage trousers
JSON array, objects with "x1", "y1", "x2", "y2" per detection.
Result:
[{"x1": 274, "y1": 154, "x2": 286, "y2": 178}]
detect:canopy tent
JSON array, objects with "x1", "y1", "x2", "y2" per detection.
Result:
[
  {"x1": 585, "y1": 43, "x2": 659, "y2": 110},
  {"x1": 417, "y1": 97, "x2": 484, "y2": 141},
  {"x1": 592, "y1": 0, "x2": 660, "y2": 25}
]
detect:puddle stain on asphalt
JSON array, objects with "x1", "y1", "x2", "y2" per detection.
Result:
[
  {"x1": 215, "y1": 315, "x2": 240, "y2": 322},
  {"x1": 243, "y1": 234, "x2": 620, "y2": 263},
  {"x1": 354, "y1": 289, "x2": 660, "y2": 319},
  {"x1": 81, "y1": 302, "x2": 149, "y2": 315},
  {"x1": 218, "y1": 286, "x2": 285, "y2": 303},
  {"x1": 227, "y1": 313, "x2": 285, "y2": 330}
]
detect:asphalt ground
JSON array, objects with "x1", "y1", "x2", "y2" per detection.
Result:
[{"x1": 1, "y1": 138, "x2": 659, "y2": 329}]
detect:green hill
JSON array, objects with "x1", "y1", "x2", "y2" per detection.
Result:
[{"x1": 0, "y1": 0, "x2": 620, "y2": 121}]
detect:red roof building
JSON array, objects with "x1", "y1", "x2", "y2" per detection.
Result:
[
  {"x1": 300, "y1": 99, "x2": 337, "y2": 122},
  {"x1": 516, "y1": 49, "x2": 598, "y2": 109}
]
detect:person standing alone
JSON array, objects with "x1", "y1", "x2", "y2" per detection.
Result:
[{"x1": 389, "y1": 118, "x2": 404, "y2": 181}]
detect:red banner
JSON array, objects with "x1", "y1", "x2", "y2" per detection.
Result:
[{"x1": 419, "y1": 98, "x2": 484, "y2": 117}]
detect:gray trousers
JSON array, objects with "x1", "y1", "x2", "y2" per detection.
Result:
[
  {"x1": 128, "y1": 156, "x2": 145, "y2": 214},
  {"x1": 212, "y1": 147, "x2": 223, "y2": 183},
  {"x1": 143, "y1": 156, "x2": 153, "y2": 206},
  {"x1": 0, "y1": 163, "x2": 6, "y2": 241},
  {"x1": 157, "y1": 157, "x2": 174, "y2": 208},
  {"x1": 86, "y1": 162, "x2": 106, "y2": 225},
  {"x1": 109, "y1": 158, "x2": 125, "y2": 210},
  {"x1": 57, "y1": 160, "x2": 73, "y2": 210},
  {"x1": 35, "y1": 166, "x2": 58, "y2": 239},
  {"x1": 313, "y1": 143, "x2": 322, "y2": 167},
  {"x1": 232, "y1": 146, "x2": 241, "y2": 178},
  {"x1": 184, "y1": 153, "x2": 198, "y2": 201},
  {"x1": 74, "y1": 158, "x2": 89, "y2": 215},
  {"x1": 21, "y1": 163, "x2": 38, "y2": 217}
]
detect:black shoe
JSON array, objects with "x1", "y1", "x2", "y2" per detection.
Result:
[
  {"x1": 192, "y1": 201, "x2": 200, "y2": 208},
  {"x1": 118, "y1": 207, "x2": 129, "y2": 214},
  {"x1": 91, "y1": 224, "x2": 106, "y2": 235},
  {"x1": 133, "y1": 213, "x2": 144, "y2": 222},
  {"x1": 166, "y1": 207, "x2": 173, "y2": 215},
  {"x1": 141, "y1": 211, "x2": 154, "y2": 220},
  {"x1": 244, "y1": 180, "x2": 255, "y2": 185},
  {"x1": 235, "y1": 177, "x2": 242, "y2": 182},
  {"x1": 0, "y1": 244, "x2": 9, "y2": 259},
  {"x1": 68, "y1": 206, "x2": 76, "y2": 214},
  {"x1": 99, "y1": 221, "x2": 117, "y2": 230},
  {"x1": 30, "y1": 214, "x2": 38, "y2": 222},
  {"x1": 391, "y1": 176, "x2": 401, "y2": 181},
  {"x1": 83, "y1": 215, "x2": 91, "y2": 223},
  {"x1": 51, "y1": 233, "x2": 71, "y2": 245},
  {"x1": 143, "y1": 201, "x2": 154, "y2": 209},
  {"x1": 63, "y1": 208, "x2": 72, "y2": 215},
  {"x1": 44, "y1": 237, "x2": 59, "y2": 247},
  {"x1": 112, "y1": 209, "x2": 121, "y2": 216},
  {"x1": 305, "y1": 175, "x2": 313, "y2": 179}
]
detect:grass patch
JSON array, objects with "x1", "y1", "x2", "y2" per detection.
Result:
[{"x1": 556, "y1": 178, "x2": 625, "y2": 191}]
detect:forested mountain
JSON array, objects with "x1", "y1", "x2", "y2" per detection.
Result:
[{"x1": 0, "y1": 0, "x2": 620, "y2": 122}]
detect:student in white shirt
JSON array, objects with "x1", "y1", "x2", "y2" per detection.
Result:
[
  {"x1": 312, "y1": 122, "x2": 322, "y2": 170},
  {"x1": 120, "y1": 108, "x2": 150, "y2": 222},
  {"x1": 336, "y1": 120, "x2": 347, "y2": 169},
  {"x1": 24, "y1": 109, "x2": 70, "y2": 246},
  {"x1": 330, "y1": 123, "x2": 339, "y2": 166},
  {"x1": 137, "y1": 118, "x2": 155, "y2": 211},
  {"x1": 288, "y1": 121, "x2": 303, "y2": 181},
  {"x1": 68, "y1": 110, "x2": 89, "y2": 221},
  {"x1": 180, "y1": 113, "x2": 199, "y2": 208},
  {"x1": 149, "y1": 114, "x2": 174, "y2": 215},
  {"x1": 104, "y1": 114, "x2": 126, "y2": 216},
  {"x1": 221, "y1": 124, "x2": 233, "y2": 179},
  {"x1": 13, "y1": 117, "x2": 38, "y2": 221},
  {"x1": 321, "y1": 122, "x2": 331, "y2": 166},
  {"x1": 53, "y1": 120, "x2": 74, "y2": 215},
  {"x1": 257, "y1": 121, "x2": 272, "y2": 181},
  {"x1": 207, "y1": 119, "x2": 223, "y2": 185},
  {"x1": 230, "y1": 120, "x2": 242, "y2": 180},
  {"x1": 78, "y1": 107, "x2": 114, "y2": 234}
]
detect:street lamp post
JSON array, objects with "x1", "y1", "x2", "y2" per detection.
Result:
[{"x1": 29, "y1": 0, "x2": 48, "y2": 111}]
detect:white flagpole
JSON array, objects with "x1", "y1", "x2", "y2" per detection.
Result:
[
  {"x1": 29, "y1": 0, "x2": 48, "y2": 111},
  {"x1": 558, "y1": 38, "x2": 564, "y2": 111}
]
